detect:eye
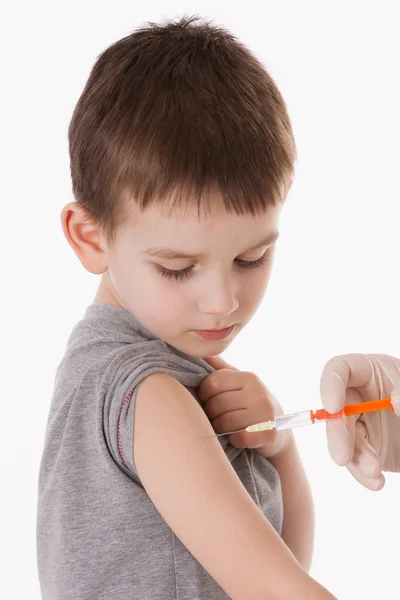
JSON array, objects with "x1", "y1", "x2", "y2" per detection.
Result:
[{"x1": 155, "y1": 251, "x2": 270, "y2": 282}]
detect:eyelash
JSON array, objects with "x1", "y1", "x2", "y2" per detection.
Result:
[{"x1": 155, "y1": 251, "x2": 270, "y2": 282}]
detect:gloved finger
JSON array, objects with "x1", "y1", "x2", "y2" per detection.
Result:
[
  {"x1": 326, "y1": 417, "x2": 356, "y2": 466},
  {"x1": 320, "y1": 354, "x2": 373, "y2": 413},
  {"x1": 390, "y1": 387, "x2": 400, "y2": 417},
  {"x1": 346, "y1": 462, "x2": 385, "y2": 491},
  {"x1": 325, "y1": 388, "x2": 360, "y2": 466},
  {"x1": 345, "y1": 421, "x2": 384, "y2": 490},
  {"x1": 351, "y1": 420, "x2": 383, "y2": 479}
]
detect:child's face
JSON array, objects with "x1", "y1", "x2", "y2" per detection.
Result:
[{"x1": 97, "y1": 196, "x2": 282, "y2": 357}]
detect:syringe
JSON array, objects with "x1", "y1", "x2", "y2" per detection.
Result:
[{"x1": 204, "y1": 397, "x2": 394, "y2": 438}]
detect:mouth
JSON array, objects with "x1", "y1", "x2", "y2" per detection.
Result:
[{"x1": 194, "y1": 325, "x2": 235, "y2": 340}]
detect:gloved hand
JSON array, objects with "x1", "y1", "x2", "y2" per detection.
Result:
[{"x1": 320, "y1": 353, "x2": 400, "y2": 490}]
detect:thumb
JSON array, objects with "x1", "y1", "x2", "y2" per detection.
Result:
[
  {"x1": 390, "y1": 387, "x2": 400, "y2": 416},
  {"x1": 202, "y1": 355, "x2": 239, "y2": 371}
]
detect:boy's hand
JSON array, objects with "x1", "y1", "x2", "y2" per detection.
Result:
[{"x1": 198, "y1": 355, "x2": 290, "y2": 459}]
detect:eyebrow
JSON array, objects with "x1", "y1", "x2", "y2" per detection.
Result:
[{"x1": 143, "y1": 231, "x2": 280, "y2": 259}]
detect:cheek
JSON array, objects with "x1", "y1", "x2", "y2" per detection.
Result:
[
  {"x1": 139, "y1": 288, "x2": 192, "y2": 339},
  {"x1": 148, "y1": 286, "x2": 186, "y2": 311},
  {"x1": 135, "y1": 276, "x2": 190, "y2": 328}
]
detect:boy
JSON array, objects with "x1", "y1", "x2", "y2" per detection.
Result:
[{"x1": 36, "y1": 15, "x2": 336, "y2": 600}]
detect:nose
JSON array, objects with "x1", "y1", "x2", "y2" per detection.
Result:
[{"x1": 198, "y1": 270, "x2": 239, "y2": 317}]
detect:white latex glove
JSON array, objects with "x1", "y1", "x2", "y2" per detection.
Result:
[{"x1": 320, "y1": 353, "x2": 400, "y2": 490}]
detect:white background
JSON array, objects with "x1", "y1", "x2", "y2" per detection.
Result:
[{"x1": 2, "y1": 1, "x2": 400, "y2": 598}]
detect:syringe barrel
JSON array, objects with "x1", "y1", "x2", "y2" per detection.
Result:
[{"x1": 275, "y1": 411, "x2": 313, "y2": 430}]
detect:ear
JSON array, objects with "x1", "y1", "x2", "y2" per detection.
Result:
[{"x1": 60, "y1": 202, "x2": 107, "y2": 275}]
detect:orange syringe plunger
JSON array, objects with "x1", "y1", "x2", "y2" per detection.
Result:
[{"x1": 310, "y1": 397, "x2": 393, "y2": 423}]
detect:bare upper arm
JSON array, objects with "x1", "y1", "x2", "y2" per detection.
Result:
[{"x1": 133, "y1": 373, "x2": 309, "y2": 600}]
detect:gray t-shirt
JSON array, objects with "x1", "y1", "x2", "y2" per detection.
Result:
[{"x1": 36, "y1": 303, "x2": 283, "y2": 600}]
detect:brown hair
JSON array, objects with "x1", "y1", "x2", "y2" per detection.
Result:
[{"x1": 68, "y1": 15, "x2": 297, "y2": 246}]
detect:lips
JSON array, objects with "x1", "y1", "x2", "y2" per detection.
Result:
[{"x1": 194, "y1": 325, "x2": 235, "y2": 340}]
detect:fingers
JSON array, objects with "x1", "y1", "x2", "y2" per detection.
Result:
[
  {"x1": 320, "y1": 354, "x2": 373, "y2": 413},
  {"x1": 325, "y1": 391, "x2": 384, "y2": 490},
  {"x1": 342, "y1": 421, "x2": 385, "y2": 491},
  {"x1": 325, "y1": 387, "x2": 360, "y2": 465},
  {"x1": 204, "y1": 390, "x2": 246, "y2": 420},
  {"x1": 352, "y1": 421, "x2": 383, "y2": 479},
  {"x1": 346, "y1": 463, "x2": 385, "y2": 491},
  {"x1": 198, "y1": 368, "x2": 244, "y2": 404},
  {"x1": 320, "y1": 356, "x2": 382, "y2": 485},
  {"x1": 320, "y1": 353, "x2": 398, "y2": 489},
  {"x1": 390, "y1": 387, "x2": 400, "y2": 416},
  {"x1": 211, "y1": 407, "x2": 250, "y2": 437},
  {"x1": 326, "y1": 419, "x2": 355, "y2": 466}
]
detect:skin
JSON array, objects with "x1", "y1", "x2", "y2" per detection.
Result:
[{"x1": 61, "y1": 191, "x2": 283, "y2": 358}]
